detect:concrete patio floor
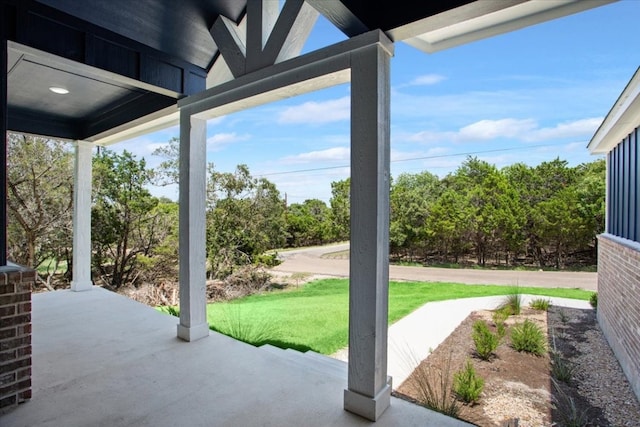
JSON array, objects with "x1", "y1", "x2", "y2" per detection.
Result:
[{"x1": 1, "y1": 288, "x2": 470, "y2": 427}]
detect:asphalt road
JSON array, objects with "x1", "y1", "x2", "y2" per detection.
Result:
[{"x1": 272, "y1": 242, "x2": 597, "y2": 291}]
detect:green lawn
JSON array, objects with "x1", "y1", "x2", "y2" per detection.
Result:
[{"x1": 205, "y1": 279, "x2": 592, "y2": 355}]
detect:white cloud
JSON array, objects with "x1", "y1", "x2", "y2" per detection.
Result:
[
  {"x1": 402, "y1": 117, "x2": 602, "y2": 145},
  {"x1": 281, "y1": 147, "x2": 349, "y2": 164},
  {"x1": 277, "y1": 97, "x2": 350, "y2": 124},
  {"x1": 206, "y1": 132, "x2": 250, "y2": 151},
  {"x1": 409, "y1": 74, "x2": 446, "y2": 86},
  {"x1": 525, "y1": 117, "x2": 603, "y2": 141},
  {"x1": 457, "y1": 118, "x2": 537, "y2": 141}
]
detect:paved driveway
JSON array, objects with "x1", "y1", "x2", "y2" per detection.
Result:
[{"x1": 272, "y1": 243, "x2": 597, "y2": 291}]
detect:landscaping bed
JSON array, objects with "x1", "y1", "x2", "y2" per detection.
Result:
[{"x1": 395, "y1": 304, "x2": 640, "y2": 426}]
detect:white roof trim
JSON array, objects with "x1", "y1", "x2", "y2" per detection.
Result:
[
  {"x1": 588, "y1": 67, "x2": 640, "y2": 154},
  {"x1": 396, "y1": 0, "x2": 614, "y2": 54}
]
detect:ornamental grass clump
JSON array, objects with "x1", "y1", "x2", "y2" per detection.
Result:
[
  {"x1": 500, "y1": 286, "x2": 522, "y2": 315},
  {"x1": 410, "y1": 352, "x2": 461, "y2": 417},
  {"x1": 453, "y1": 359, "x2": 484, "y2": 404},
  {"x1": 510, "y1": 319, "x2": 546, "y2": 356},
  {"x1": 472, "y1": 320, "x2": 500, "y2": 361},
  {"x1": 530, "y1": 298, "x2": 551, "y2": 311}
]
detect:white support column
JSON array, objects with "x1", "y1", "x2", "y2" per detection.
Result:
[
  {"x1": 71, "y1": 141, "x2": 93, "y2": 292},
  {"x1": 177, "y1": 108, "x2": 209, "y2": 342},
  {"x1": 344, "y1": 42, "x2": 392, "y2": 421}
]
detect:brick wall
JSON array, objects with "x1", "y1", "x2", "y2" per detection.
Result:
[
  {"x1": 597, "y1": 234, "x2": 640, "y2": 401},
  {"x1": 0, "y1": 266, "x2": 34, "y2": 413}
]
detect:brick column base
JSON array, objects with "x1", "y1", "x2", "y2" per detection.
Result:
[{"x1": 0, "y1": 264, "x2": 34, "y2": 413}]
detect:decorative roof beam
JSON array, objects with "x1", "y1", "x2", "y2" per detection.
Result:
[
  {"x1": 209, "y1": 0, "x2": 319, "y2": 80},
  {"x1": 306, "y1": 0, "x2": 369, "y2": 37}
]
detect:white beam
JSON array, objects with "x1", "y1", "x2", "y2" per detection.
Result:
[
  {"x1": 343, "y1": 40, "x2": 393, "y2": 421},
  {"x1": 399, "y1": 0, "x2": 614, "y2": 54},
  {"x1": 71, "y1": 141, "x2": 93, "y2": 292},
  {"x1": 263, "y1": 0, "x2": 320, "y2": 65},
  {"x1": 177, "y1": 110, "x2": 209, "y2": 342}
]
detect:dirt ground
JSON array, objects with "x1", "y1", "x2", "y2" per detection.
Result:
[{"x1": 395, "y1": 305, "x2": 640, "y2": 427}]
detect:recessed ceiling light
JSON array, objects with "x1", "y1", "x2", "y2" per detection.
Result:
[{"x1": 49, "y1": 87, "x2": 69, "y2": 95}]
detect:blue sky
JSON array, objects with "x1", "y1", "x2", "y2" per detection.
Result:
[{"x1": 113, "y1": 1, "x2": 640, "y2": 203}]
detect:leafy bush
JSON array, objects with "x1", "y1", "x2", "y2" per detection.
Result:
[
  {"x1": 453, "y1": 359, "x2": 484, "y2": 404},
  {"x1": 500, "y1": 287, "x2": 522, "y2": 315},
  {"x1": 253, "y1": 252, "x2": 281, "y2": 267},
  {"x1": 589, "y1": 292, "x2": 598, "y2": 310},
  {"x1": 510, "y1": 319, "x2": 546, "y2": 356},
  {"x1": 472, "y1": 320, "x2": 500, "y2": 360},
  {"x1": 409, "y1": 352, "x2": 461, "y2": 417},
  {"x1": 530, "y1": 298, "x2": 551, "y2": 311}
]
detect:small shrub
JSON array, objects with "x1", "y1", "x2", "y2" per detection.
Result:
[
  {"x1": 410, "y1": 352, "x2": 461, "y2": 417},
  {"x1": 530, "y1": 298, "x2": 551, "y2": 311},
  {"x1": 510, "y1": 319, "x2": 546, "y2": 356},
  {"x1": 472, "y1": 320, "x2": 500, "y2": 361},
  {"x1": 253, "y1": 252, "x2": 281, "y2": 267},
  {"x1": 551, "y1": 351, "x2": 576, "y2": 383},
  {"x1": 589, "y1": 292, "x2": 598, "y2": 310},
  {"x1": 158, "y1": 305, "x2": 180, "y2": 317},
  {"x1": 500, "y1": 287, "x2": 522, "y2": 315},
  {"x1": 492, "y1": 309, "x2": 509, "y2": 339},
  {"x1": 453, "y1": 359, "x2": 484, "y2": 404}
]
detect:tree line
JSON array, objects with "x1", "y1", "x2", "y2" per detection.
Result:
[{"x1": 6, "y1": 134, "x2": 604, "y2": 291}]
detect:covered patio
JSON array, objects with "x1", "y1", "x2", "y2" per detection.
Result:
[
  {"x1": 2, "y1": 287, "x2": 468, "y2": 426},
  {"x1": 1, "y1": 0, "x2": 614, "y2": 424}
]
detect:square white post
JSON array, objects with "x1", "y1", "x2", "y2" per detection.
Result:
[
  {"x1": 344, "y1": 42, "x2": 392, "y2": 421},
  {"x1": 177, "y1": 109, "x2": 209, "y2": 342},
  {"x1": 71, "y1": 141, "x2": 93, "y2": 291}
]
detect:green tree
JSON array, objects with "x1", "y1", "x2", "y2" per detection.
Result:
[
  {"x1": 453, "y1": 157, "x2": 522, "y2": 266},
  {"x1": 575, "y1": 159, "x2": 605, "y2": 257},
  {"x1": 92, "y1": 149, "x2": 159, "y2": 288},
  {"x1": 6, "y1": 133, "x2": 73, "y2": 274},
  {"x1": 425, "y1": 189, "x2": 472, "y2": 262},
  {"x1": 207, "y1": 164, "x2": 286, "y2": 278},
  {"x1": 390, "y1": 171, "x2": 442, "y2": 261},
  {"x1": 286, "y1": 199, "x2": 331, "y2": 247},
  {"x1": 329, "y1": 178, "x2": 350, "y2": 241}
]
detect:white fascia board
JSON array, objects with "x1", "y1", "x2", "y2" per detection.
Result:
[
  {"x1": 91, "y1": 106, "x2": 179, "y2": 146},
  {"x1": 588, "y1": 67, "x2": 640, "y2": 154},
  {"x1": 394, "y1": 0, "x2": 615, "y2": 53},
  {"x1": 181, "y1": 30, "x2": 394, "y2": 120}
]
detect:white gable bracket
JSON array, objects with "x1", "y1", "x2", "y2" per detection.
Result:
[{"x1": 210, "y1": 0, "x2": 319, "y2": 79}]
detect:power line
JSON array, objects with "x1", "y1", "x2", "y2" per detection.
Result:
[{"x1": 255, "y1": 142, "x2": 569, "y2": 177}]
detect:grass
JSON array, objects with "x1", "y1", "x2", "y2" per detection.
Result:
[
  {"x1": 530, "y1": 298, "x2": 551, "y2": 311},
  {"x1": 204, "y1": 278, "x2": 592, "y2": 355}
]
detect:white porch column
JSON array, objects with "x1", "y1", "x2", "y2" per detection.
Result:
[
  {"x1": 71, "y1": 141, "x2": 93, "y2": 291},
  {"x1": 177, "y1": 109, "x2": 209, "y2": 342},
  {"x1": 344, "y1": 42, "x2": 392, "y2": 421}
]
